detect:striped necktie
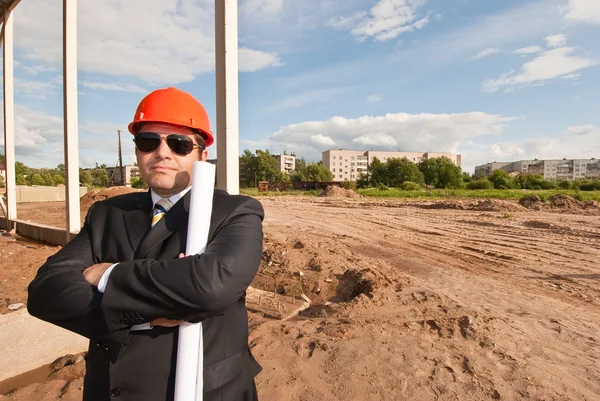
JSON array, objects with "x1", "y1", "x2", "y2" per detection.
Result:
[{"x1": 151, "y1": 198, "x2": 174, "y2": 228}]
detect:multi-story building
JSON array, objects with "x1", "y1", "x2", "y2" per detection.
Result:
[
  {"x1": 474, "y1": 158, "x2": 600, "y2": 180},
  {"x1": 106, "y1": 165, "x2": 141, "y2": 186},
  {"x1": 322, "y1": 149, "x2": 461, "y2": 182},
  {"x1": 272, "y1": 154, "x2": 296, "y2": 174}
]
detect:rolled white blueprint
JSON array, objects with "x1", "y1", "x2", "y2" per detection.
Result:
[{"x1": 174, "y1": 161, "x2": 216, "y2": 401}]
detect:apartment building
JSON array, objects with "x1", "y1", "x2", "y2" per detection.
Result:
[
  {"x1": 322, "y1": 149, "x2": 461, "y2": 182},
  {"x1": 106, "y1": 165, "x2": 141, "y2": 186},
  {"x1": 474, "y1": 158, "x2": 600, "y2": 180},
  {"x1": 272, "y1": 154, "x2": 296, "y2": 174}
]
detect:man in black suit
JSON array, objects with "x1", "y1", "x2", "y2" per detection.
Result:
[{"x1": 27, "y1": 87, "x2": 264, "y2": 400}]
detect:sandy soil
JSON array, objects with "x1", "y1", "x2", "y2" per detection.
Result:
[{"x1": 1, "y1": 194, "x2": 600, "y2": 400}]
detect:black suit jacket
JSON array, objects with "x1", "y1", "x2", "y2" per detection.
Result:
[{"x1": 27, "y1": 189, "x2": 264, "y2": 401}]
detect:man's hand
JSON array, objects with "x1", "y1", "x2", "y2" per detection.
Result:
[
  {"x1": 148, "y1": 254, "x2": 187, "y2": 328},
  {"x1": 83, "y1": 263, "x2": 113, "y2": 287},
  {"x1": 150, "y1": 318, "x2": 184, "y2": 328}
]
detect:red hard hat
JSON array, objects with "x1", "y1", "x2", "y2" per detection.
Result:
[{"x1": 128, "y1": 87, "x2": 214, "y2": 147}]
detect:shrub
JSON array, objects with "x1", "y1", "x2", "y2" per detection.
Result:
[
  {"x1": 467, "y1": 179, "x2": 493, "y2": 190},
  {"x1": 400, "y1": 181, "x2": 422, "y2": 191}
]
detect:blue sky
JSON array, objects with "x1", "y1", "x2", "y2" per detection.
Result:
[{"x1": 1, "y1": 0, "x2": 599, "y2": 173}]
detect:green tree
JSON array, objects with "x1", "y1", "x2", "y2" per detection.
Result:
[
  {"x1": 0, "y1": 174, "x2": 5, "y2": 188},
  {"x1": 239, "y1": 149, "x2": 286, "y2": 187},
  {"x1": 131, "y1": 176, "x2": 148, "y2": 189},
  {"x1": 16, "y1": 174, "x2": 26, "y2": 185},
  {"x1": 15, "y1": 162, "x2": 30, "y2": 176},
  {"x1": 305, "y1": 164, "x2": 333, "y2": 181},
  {"x1": 53, "y1": 174, "x2": 65, "y2": 185},
  {"x1": 489, "y1": 169, "x2": 515, "y2": 189},
  {"x1": 462, "y1": 172, "x2": 473, "y2": 183},
  {"x1": 418, "y1": 157, "x2": 463, "y2": 189},
  {"x1": 290, "y1": 157, "x2": 308, "y2": 182},
  {"x1": 384, "y1": 157, "x2": 424, "y2": 187},
  {"x1": 80, "y1": 169, "x2": 93, "y2": 186},
  {"x1": 56, "y1": 163, "x2": 66, "y2": 181},
  {"x1": 91, "y1": 167, "x2": 109, "y2": 187},
  {"x1": 30, "y1": 173, "x2": 45, "y2": 186},
  {"x1": 42, "y1": 172, "x2": 55, "y2": 186},
  {"x1": 516, "y1": 174, "x2": 556, "y2": 190},
  {"x1": 467, "y1": 178, "x2": 493, "y2": 190}
]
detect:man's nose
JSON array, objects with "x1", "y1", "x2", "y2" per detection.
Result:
[{"x1": 154, "y1": 138, "x2": 172, "y2": 158}]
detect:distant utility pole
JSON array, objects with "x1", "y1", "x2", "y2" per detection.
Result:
[{"x1": 117, "y1": 129, "x2": 125, "y2": 186}]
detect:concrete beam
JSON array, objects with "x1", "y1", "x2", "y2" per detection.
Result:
[
  {"x1": 215, "y1": 0, "x2": 240, "y2": 195},
  {"x1": 2, "y1": 8, "x2": 16, "y2": 224},
  {"x1": 62, "y1": 0, "x2": 80, "y2": 239}
]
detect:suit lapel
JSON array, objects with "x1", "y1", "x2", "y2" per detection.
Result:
[
  {"x1": 136, "y1": 190, "x2": 191, "y2": 258},
  {"x1": 123, "y1": 191, "x2": 153, "y2": 252}
]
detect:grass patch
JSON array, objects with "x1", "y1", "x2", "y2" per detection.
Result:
[
  {"x1": 240, "y1": 188, "x2": 320, "y2": 197},
  {"x1": 240, "y1": 187, "x2": 600, "y2": 201},
  {"x1": 356, "y1": 188, "x2": 600, "y2": 201}
]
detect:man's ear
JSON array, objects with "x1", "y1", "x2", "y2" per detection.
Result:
[{"x1": 200, "y1": 149, "x2": 209, "y2": 161}]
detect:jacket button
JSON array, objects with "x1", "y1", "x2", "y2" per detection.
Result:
[{"x1": 110, "y1": 388, "x2": 121, "y2": 397}]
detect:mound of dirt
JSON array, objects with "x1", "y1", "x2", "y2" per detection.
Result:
[
  {"x1": 80, "y1": 187, "x2": 145, "y2": 214},
  {"x1": 468, "y1": 199, "x2": 527, "y2": 212},
  {"x1": 419, "y1": 201, "x2": 466, "y2": 210},
  {"x1": 519, "y1": 195, "x2": 542, "y2": 210},
  {"x1": 335, "y1": 269, "x2": 375, "y2": 302},
  {"x1": 318, "y1": 186, "x2": 361, "y2": 199},
  {"x1": 582, "y1": 200, "x2": 600, "y2": 210}
]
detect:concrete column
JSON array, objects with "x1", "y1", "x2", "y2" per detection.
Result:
[
  {"x1": 215, "y1": 0, "x2": 240, "y2": 195},
  {"x1": 63, "y1": 0, "x2": 80, "y2": 238},
  {"x1": 3, "y1": 8, "x2": 16, "y2": 223}
]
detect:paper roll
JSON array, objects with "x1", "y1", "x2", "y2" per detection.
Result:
[{"x1": 174, "y1": 161, "x2": 216, "y2": 401}]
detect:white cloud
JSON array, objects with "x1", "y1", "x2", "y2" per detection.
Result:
[
  {"x1": 14, "y1": 0, "x2": 281, "y2": 86},
  {"x1": 514, "y1": 46, "x2": 543, "y2": 55},
  {"x1": 473, "y1": 48, "x2": 500, "y2": 59},
  {"x1": 242, "y1": 0, "x2": 284, "y2": 15},
  {"x1": 286, "y1": 1, "x2": 562, "y2": 92},
  {"x1": 352, "y1": 134, "x2": 398, "y2": 147},
  {"x1": 483, "y1": 43, "x2": 598, "y2": 93},
  {"x1": 545, "y1": 33, "x2": 568, "y2": 48},
  {"x1": 265, "y1": 112, "x2": 517, "y2": 161},
  {"x1": 366, "y1": 94, "x2": 382, "y2": 103},
  {"x1": 327, "y1": 0, "x2": 430, "y2": 42},
  {"x1": 461, "y1": 125, "x2": 600, "y2": 173},
  {"x1": 14, "y1": 61, "x2": 57, "y2": 75},
  {"x1": 81, "y1": 81, "x2": 148, "y2": 94},
  {"x1": 0, "y1": 105, "x2": 137, "y2": 168},
  {"x1": 563, "y1": 0, "x2": 600, "y2": 24},
  {"x1": 238, "y1": 48, "x2": 282, "y2": 72},
  {"x1": 14, "y1": 78, "x2": 58, "y2": 99},
  {"x1": 568, "y1": 124, "x2": 595, "y2": 135},
  {"x1": 0, "y1": 104, "x2": 62, "y2": 154},
  {"x1": 310, "y1": 134, "x2": 336, "y2": 146}
]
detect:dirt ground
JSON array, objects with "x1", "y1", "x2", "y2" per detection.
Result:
[{"x1": 1, "y1": 194, "x2": 600, "y2": 400}]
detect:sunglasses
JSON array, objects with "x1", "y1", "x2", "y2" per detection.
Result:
[{"x1": 134, "y1": 132, "x2": 203, "y2": 156}]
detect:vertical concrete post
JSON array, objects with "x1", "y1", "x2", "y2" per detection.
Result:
[
  {"x1": 63, "y1": 0, "x2": 80, "y2": 239},
  {"x1": 215, "y1": 0, "x2": 240, "y2": 195},
  {"x1": 3, "y1": 8, "x2": 16, "y2": 225}
]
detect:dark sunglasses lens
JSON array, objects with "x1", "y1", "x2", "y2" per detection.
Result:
[
  {"x1": 135, "y1": 133, "x2": 161, "y2": 152},
  {"x1": 166, "y1": 135, "x2": 194, "y2": 155}
]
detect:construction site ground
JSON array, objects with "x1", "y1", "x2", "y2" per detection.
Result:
[{"x1": 1, "y1": 191, "x2": 599, "y2": 400}]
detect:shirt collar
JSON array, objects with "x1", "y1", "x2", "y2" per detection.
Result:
[{"x1": 150, "y1": 186, "x2": 192, "y2": 208}]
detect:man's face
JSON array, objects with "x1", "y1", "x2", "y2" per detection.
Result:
[{"x1": 135, "y1": 122, "x2": 208, "y2": 198}]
